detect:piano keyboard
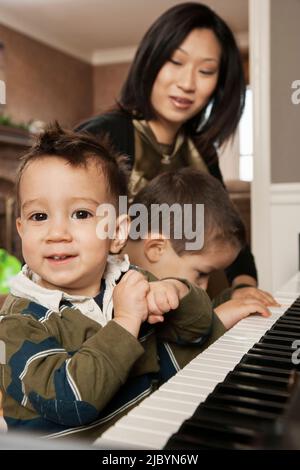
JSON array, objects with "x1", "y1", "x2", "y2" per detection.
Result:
[{"x1": 95, "y1": 272, "x2": 300, "y2": 450}]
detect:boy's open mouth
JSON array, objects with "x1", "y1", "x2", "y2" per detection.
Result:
[{"x1": 46, "y1": 255, "x2": 77, "y2": 263}]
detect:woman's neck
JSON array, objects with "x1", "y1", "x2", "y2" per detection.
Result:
[{"x1": 147, "y1": 119, "x2": 180, "y2": 145}]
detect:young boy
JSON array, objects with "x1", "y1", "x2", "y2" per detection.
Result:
[
  {"x1": 124, "y1": 168, "x2": 271, "y2": 330},
  {"x1": 0, "y1": 124, "x2": 232, "y2": 442}
]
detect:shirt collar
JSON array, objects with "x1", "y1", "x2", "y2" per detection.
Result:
[{"x1": 9, "y1": 254, "x2": 130, "y2": 313}]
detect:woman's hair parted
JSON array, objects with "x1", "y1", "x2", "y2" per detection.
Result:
[
  {"x1": 130, "y1": 168, "x2": 246, "y2": 255},
  {"x1": 119, "y1": 2, "x2": 245, "y2": 163},
  {"x1": 16, "y1": 122, "x2": 129, "y2": 213}
]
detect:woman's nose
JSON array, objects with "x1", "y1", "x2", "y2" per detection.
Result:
[{"x1": 177, "y1": 66, "x2": 196, "y2": 92}]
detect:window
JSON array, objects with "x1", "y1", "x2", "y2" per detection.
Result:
[{"x1": 239, "y1": 87, "x2": 253, "y2": 181}]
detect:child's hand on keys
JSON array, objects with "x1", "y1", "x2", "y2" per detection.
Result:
[
  {"x1": 231, "y1": 286, "x2": 280, "y2": 307},
  {"x1": 214, "y1": 298, "x2": 271, "y2": 330}
]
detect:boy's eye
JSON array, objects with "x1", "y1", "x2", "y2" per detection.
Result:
[
  {"x1": 30, "y1": 213, "x2": 47, "y2": 221},
  {"x1": 72, "y1": 210, "x2": 92, "y2": 219}
]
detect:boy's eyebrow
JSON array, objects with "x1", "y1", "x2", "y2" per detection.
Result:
[
  {"x1": 22, "y1": 199, "x2": 43, "y2": 211},
  {"x1": 22, "y1": 197, "x2": 100, "y2": 211},
  {"x1": 69, "y1": 197, "x2": 100, "y2": 206}
]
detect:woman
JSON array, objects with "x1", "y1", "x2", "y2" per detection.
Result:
[{"x1": 77, "y1": 2, "x2": 277, "y2": 305}]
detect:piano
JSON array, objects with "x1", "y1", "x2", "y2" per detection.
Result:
[{"x1": 95, "y1": 272, "x2": 300, "y2": 450}]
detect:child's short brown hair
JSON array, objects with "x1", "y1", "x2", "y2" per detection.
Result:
[
  {"x1": 16, "y1": 122, "x2": 128, "y2": 212},
  {"x1": 130, "y1": 168, "x2": 246, "y2": 254}
]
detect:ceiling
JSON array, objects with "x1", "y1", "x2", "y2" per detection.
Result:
[{"x1": 0, "y1": 0, "x2": 248, "y2": 64}]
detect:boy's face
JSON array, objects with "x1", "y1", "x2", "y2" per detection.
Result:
[
  {"x1": 172, "y1": 244, "x2": 239, "y2": 289},
  {"x1": 17, "y1": 157, "x2": 117, "y2": 296},
  {"x1": 127, "y1": 238, "x2": 239, "y2": 290}
]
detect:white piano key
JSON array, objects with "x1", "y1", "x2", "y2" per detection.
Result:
[
  {"x1": 97, "y1": 427, "x2": 167, "y2": 449},
  {"x1": 129, "y1": 407, "x2": 189, "y2": 426},
  {"x1": 159, "y1": 380, "x2": 213, "y2": 395},
  {"x1": 152, "y1": 389, "x2": 207, "y2": 404},
  {"x1": 116, "y1": 415, "x2": 178, "y2": 434},
  {"x1": 166, "y1": 374, "x2": 220, "y2": 389},
  {"x1": 141, "y1": 395, "x2": 197, "y2": 414}
]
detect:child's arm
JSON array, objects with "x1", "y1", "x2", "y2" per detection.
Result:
[
  {"x1": 0, "y1": 271, "x2": 148, "y2": 427},
  {"x1": 214, "y1": 298, "x2": 271, "y2": 330},
  {"x1": 147, "y1": 278, "x2": 222, "y2": 346}
]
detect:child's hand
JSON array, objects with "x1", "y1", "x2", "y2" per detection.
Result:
[
  {"x1": 214, "y1": 298, "x2": 271, "y2": 330},
  {"x1": 147, "y1": 279, "x2": 189, "y2": 324},
  {"x1": 113, "y1": 270, "x2": 150, "y2": 337},
  {"x1": 231, "y1": 286, "x2": 280, "y2": 307}
]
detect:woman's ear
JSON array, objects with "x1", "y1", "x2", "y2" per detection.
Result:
[
  {"x1": 143, "y1": 235, "x2": 167, "y2": 263},
  {"x1": 110, "y1": 214, "x2": 131, "y2": 254}
]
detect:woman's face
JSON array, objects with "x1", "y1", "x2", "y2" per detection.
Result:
[{"x1": 150, "y1": 28, "x2": 221, "y2": 138}]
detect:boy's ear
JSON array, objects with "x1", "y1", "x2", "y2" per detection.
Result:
[
  {"x1": 110, "y1": 214, "x2": 131, "y2": 254},
  {"x1": 16, "y1": 217, "x2": 23, "y2": 238},
  {"x1": 143, "y1": 235, "x2": 167, "y2": 263}
]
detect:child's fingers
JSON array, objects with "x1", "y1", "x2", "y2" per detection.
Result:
[
  {"x1": 119, "y1": 269, "x2": 148, "y2": 288},
  {"x1": 147, "y1": 314, "x2": 164, "y2": 324},
  {"x1": 147, "y1": 291, "x2": 163, "y2": 316},
  {"x1": 153, "y1": 290, "x2": 172, "y2": 313},
  {"x1": 232, "y1": 287, "x2": 280, "y2": 307},
  {"x1": 244, "y1": 301, "x2": 271, "y2": 317},
  {"x1": 166, "y1": 287, "x2": 180, "y2": 310}
]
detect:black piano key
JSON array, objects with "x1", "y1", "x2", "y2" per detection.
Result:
[
  {"x1": 271, "y1": 323, "x2": 300, "y2": 333},
  {"x1": 249, "y1": 346, "x2": 292, "y2": 358},
  {"x1": 235, "y1": 362, "x2": 292, "y2": 379},
  {"x1": 165, "y1": 418, "x2": 261, "y2": 450},
  {"x1": 192, "y1": 402, "x2": 277, "y2": 431},
  {"x1": 260, "y1": 334, "x2": 296, "y2": 347},
  {"x1": 242, "y1": 352, "x2": 295, "y2": 370},
  {"x1": 205, "y1": 392, "x2": 285, "y2": 414},
  {"x1": 225, "y1": 370, "x2": 289, "y2": 390},
  {"x1": 276, "y1": 317, "x2": 300, "y2": 325},
  {"x1": 213, "y1": 382, "x2": 289, "y2": 403},
  {"x1": 258, "y1": 340, "x2": 294, "y2": 351}
]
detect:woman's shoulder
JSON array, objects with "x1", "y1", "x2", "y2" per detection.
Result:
[
  {"x1": 75, "y1": 109, "x2": 135, "y2": 162},
  {"x1": 75, "y1": 109, "x2": 133, "y2": 135}
]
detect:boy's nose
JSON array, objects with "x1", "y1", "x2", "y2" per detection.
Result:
[{"x1": 45, "y1": 219, "x2": 72, "y2": 242}]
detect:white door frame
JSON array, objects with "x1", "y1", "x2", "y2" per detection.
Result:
[{"x1": 249, "y1": 0, "x2": 273, "y2": 291}]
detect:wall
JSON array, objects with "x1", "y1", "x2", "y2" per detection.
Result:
[
  {"x1": 269, "y1": 0, "x2": 300, "y2": 290},
  {"x1": 270, "y1": 0, "x2": 300, "y2": 184},
  {"x1": 0, "y1": 24, "x2": 93, "y2": 128},
  {"x1": 93, "y1": 62, "x2": 130, "y2": 114}
]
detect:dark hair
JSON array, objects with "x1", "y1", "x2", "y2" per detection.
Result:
[
  {"x1": 129, "y1": 168, "x2": 246, "y2": 255},
  {"x1": 119, "y1": 2, "x2": 245, "y2": 164},
  {"x1": 16, "y1": 122, "x2": 128, "y2": 212}
]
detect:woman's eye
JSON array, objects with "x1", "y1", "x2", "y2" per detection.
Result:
[
  {"x1": 30, "y1": 213, "x2": 47, "y2": 221},
  {"x1": 169, "y1": 58, "x2": 182, "y2": 66},
  {"x1": 200, "y1": 70, "x2": 217, "y2": 76},
  {"x1": 72, "y1": 210, "x2": 92, "y2": 219}
]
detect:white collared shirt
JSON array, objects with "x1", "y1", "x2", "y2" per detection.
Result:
[{"x1": 9, "y1": 255, "x2": 130, "y2": 327}]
